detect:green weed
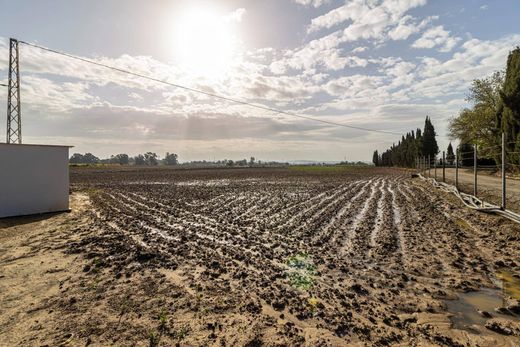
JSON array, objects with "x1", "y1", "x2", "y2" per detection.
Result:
[
  {"x1": 285, "y1": 253, "x2": 317, "y2": 290},
  {"x1": 148, "y1": 330, "x2": 160, "y2": 347}
]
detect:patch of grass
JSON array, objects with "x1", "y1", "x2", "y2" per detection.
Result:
[
  {"x1": 84, "y1": 187, "x2": 100, "y2": 197},
  {"x1": 158, "y1": 309, "x2": 168, "y2": 330},
  {"x1": 148, "y1": 330, "x2": 160, "y2": 347},
  {"x1": 288, "y1": 273, "x2": 315, "y2": 290},
  {"x1": 285, "y1": 253, "x2": 317, "y2": 290},
  {"x1": 174, "y1": 324, "x2": 190, "y2": 340},
  {"x1": 148, "y1": 308, "x2": 169, "y2": 347},
  {"x1": 454, "y1": 218, "x2": 471, "y2": 231}
]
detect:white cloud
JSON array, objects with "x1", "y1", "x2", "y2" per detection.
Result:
[
  {"x1": 480, "y1": 5, "x2": 489, "y2": 10},
  {"x1": 269, "y1": 30, "x2": 369, "y2": 73},
  {"x1": 388, "y1": 15, "x2": 436, "y2": 40},
  {"x1": 308, "y1": 0, "x2": 428, "y2": 42},
  {"x1": 352, "y1": 46, "x2": 368, "y2": 53},
  {"x1": 409, "y1": 34, "x2": 520, "y2": 99},
  {"x1": 292, "y1": 0, "x2": 331, "y2": 8},
  {"x1": 412, "y1": 25, "x2": 461, "y2": 52},
  {"x1": 323, "y1": 74, "x2": 385, "y2": 97}
]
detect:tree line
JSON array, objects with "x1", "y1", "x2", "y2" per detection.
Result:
[
  {"x1": 69, "y1": 154, "x2": 285, "y2": 167},
  {"x1": 372, "y1": 116, "x2": 440, "y2": 167},
  {"x1": 69, "y1": 152, "x2": 178, "y2": 166},
  {"x1": 449, "y1": 47, "x2": 520, "y2": 168}
]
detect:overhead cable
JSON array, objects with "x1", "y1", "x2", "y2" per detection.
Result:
[{"x1": 18, "y1": 40, "x2": 403, "y2": 136}]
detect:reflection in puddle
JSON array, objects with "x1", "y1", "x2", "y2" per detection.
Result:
[
  {"x1": 446, "y1": 288, "x2": 518, "y2": 330},
  {"x1": 497, "y1": 269, "x2": 520, "y2": 300}
]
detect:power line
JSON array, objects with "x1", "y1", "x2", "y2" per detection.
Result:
[
  {"x1": 0, "y1": 83, "x2": 8, "y2": 87},
  {"x1": 18, "y1": 40, "x2": 403, "y2": 136}
]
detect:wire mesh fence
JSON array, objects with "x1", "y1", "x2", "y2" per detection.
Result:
[{"x1": 416, "y1": 133, "x2": 520, "y2": 213}]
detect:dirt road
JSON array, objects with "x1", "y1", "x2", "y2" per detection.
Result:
[{"x1": 427, "y1": 168, "x2": 520, "y2": 210}]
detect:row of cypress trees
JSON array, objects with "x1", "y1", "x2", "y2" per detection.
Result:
[{"x1": 372, "y1": 116, "x2": 438, "y2": 167}]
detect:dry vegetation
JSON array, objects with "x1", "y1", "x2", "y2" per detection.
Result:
[{"x1": 1, "y1": 166, "x2": 519, "y2": 346}]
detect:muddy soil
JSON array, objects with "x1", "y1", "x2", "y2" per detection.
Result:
[{"x1": 1, "y1": 166, "x2": 519, "y2": 346}]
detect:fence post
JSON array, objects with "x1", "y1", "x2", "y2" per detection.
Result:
[
  {"x1": 455, "y1": 148, "x2": 459, "y2": 191},
  {"x1": 434, "y1": 156, "x2": 437, "y2": 180},
  {"x1": 474, "y1": 144, "x2": 477, "y2": 196},
  {"x1": 442, "y1": 151, "x2": 446, "y2": 183},
  {"x1": 502, "y1": 133, "x2": 506, "y2": 210}
]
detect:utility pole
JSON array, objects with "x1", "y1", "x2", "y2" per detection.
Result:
[
  {"x1": 434, "y1": 156, "x2": 437, "y2": 180},
  {"x1": 474, "y1": 144, "x2": 477, "y2": 196},
  {"x1": 455, "y1": 148, "x2": 459, "y2": 190},
  {"x1": 502, "y1": 133, "x2": 506, "y2": 210},
  {"x1": 7, "y1": 38, "x2": 22, "y2": 144},
  {"x1": 442, "y1": 151, "x2": 446, "y2": 183}
]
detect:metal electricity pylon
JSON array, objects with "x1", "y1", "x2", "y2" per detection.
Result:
[{"x1": 7, "y1": 38, "x2": 21, "y2": 144}]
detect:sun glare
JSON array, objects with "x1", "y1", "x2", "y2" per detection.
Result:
[{"x1": 173, "y1": 7, "x2": 238, "y2": 79}]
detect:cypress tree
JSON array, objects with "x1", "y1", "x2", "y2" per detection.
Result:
[
  {"x1": 416, "y1": 128, "x2": 423, "y2": 158},
  {"x1": 446, "y1": 142, "x2": 455, "y2": 165},
  {"x1": 497, "y1": 47, "x2": 520, "y2": 165},
  {"x1": 421, "y1": 116, "x2": 439, "y2": 158},
  {"x1": 372, "y1": 150, "x2": 379, "y2": 166}
]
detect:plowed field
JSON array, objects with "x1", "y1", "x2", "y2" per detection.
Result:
[{"x1": 2, "y1": 166, "x2": 519, "y2": 346}]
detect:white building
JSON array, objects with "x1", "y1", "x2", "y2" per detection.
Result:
[{"x1": 0, "y1": 143, "x2": 71, "y2": 218}]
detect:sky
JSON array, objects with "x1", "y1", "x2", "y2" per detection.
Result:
[{"x1": 0, "y1": 0, "x2": 519, "y2": 162}]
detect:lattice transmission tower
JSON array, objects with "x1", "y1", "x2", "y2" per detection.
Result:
[{"x1": 7, "y1": 38, "x2": 21, "y2": 144}]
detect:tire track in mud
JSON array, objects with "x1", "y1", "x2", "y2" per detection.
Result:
[
  {"x1": 368, "y1": 179, "x2": 387, "y2": 257},
  {"x1": 98, "y1": 191, "x2": 284, "y2": 285},
  {"x1": 262, "y1": 182, "x2": 355, "y2": 229},
  {"x1": 105, "y1": 190, "x2": 313, "y2": 288},
  {"x1": 394, "y1": 182, "x2": 450, "y2": 277},
  {"x1": 287, "y1": 181, "x2": 367, "y2": 239},
  {"x1": 398, "y1": 181, "x2": 484, "y2": 286},
  {"x1": 368, "y1": 179, "x2": 403, "y2": 265},
  {"x1": 91, "y1": 194, "x2": 150, "y2": 249},
  {"x1": 115, "y1": 192, "x2": 266, "y2": 249},
  {"x1": 311, "y1": 178, "x2": 375, "y2": 249},
  {"x1": 340, "y1": 178, "x2": 384, "y2": 258},
  {"x1": 386, "y1": 181, "x2": 405, "y2": 262},
  {"x1": 273, "y1": 182, "x2": 358, "y2": 230},
  {"x1": 408, "y1": 182, "x2": 498, "y2": 286}
]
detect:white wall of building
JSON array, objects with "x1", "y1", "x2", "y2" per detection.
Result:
[{"x1": 0, "y1": 144, "x2": 71, "y2": 218}]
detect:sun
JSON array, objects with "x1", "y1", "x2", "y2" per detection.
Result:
[{"x1": 173, "y1": 7, "x2": 238, "y2": 79}]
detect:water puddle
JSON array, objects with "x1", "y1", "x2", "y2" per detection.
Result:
[
  {"x1": 446, "y1": 270, "x2": 520, "y2": 330},
  {"x1": 446, "y1": 288, "x2": 507, "y2": 329}
]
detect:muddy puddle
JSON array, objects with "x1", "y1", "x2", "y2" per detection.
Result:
[
  {"x1": 446, "y1": 271, "x2": 520, "y2": 330},
  {"x1": 446, "y1": 288, "x2": 506, "y2": 329}
]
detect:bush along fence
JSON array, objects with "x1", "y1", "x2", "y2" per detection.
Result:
[{"x1": 415, "y1": 133, "x2": 520, "y2": 223}]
